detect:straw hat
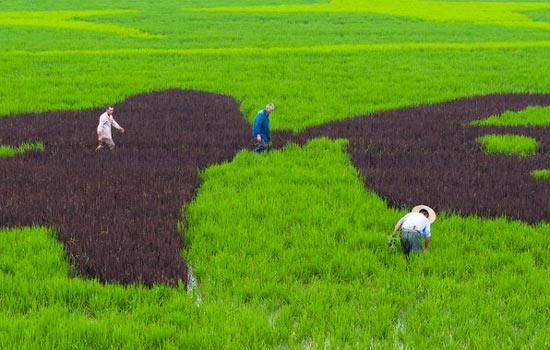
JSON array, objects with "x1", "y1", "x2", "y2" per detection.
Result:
[{"x1": 411, "y1": 205, "x2": 436, "y2": 223}]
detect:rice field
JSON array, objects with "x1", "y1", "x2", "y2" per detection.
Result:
[{"x1": 2, "y1": 0, "x2": 550, "y2": 348}]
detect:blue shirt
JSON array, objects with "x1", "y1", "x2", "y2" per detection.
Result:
[
  {"x1": 399, "y1": 212, "x2": 431, "y2": 238},
  {"x1": 252, "y1": 109, "x2": 270, "y2": 142}
]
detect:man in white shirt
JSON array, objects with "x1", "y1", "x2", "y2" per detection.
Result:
[
  {"x1": 96, "y1": 106, "x2": 125, "y2": 151},
  {"x1": 392, "y1": 205, "x2": 435, "y2": 256}
]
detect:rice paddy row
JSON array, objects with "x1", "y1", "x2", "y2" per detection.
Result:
[{"x1": 2, "y1": 0, "x2": 550, "y2": 347}]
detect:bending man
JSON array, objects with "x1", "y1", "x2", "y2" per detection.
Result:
[{"x1": 392, "y1": 205, "x2": 435, "y2": 256}]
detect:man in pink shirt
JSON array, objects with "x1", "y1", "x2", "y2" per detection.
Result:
[{"x1": 96, "y1": 106, "x2": 125, "y2": 151}]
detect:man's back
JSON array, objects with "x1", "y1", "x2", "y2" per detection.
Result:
[{"x1": 400, "y1": 212, "x2": 431, "y2": 237}]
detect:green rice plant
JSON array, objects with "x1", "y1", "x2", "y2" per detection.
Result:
[
  {"x1": 3, "y1": 0, "x2": 550, "y2": 347},
  {"x1": 184, "y1": 138, "x2": 550, "y2": 348},
  {"x1": 531, "y1": 169, "x2": 550, "y2": 180},
  {"x1": 476, "y1": 134, "x2": 538, "y2": 157},
  {"x1": 2, "y1": 138, "x2": 550, "y2": 348},
  {"x1": 0, "y1": 10, "x2": 160, "y2": 38},
  {"x1": 471, "y1": 106, "x2": 550, "y2": 126},
  {"x1": 0, "y1": 142, "x2": 44, "y2": 158},
  {"x1": 4, "y1": 48, "x2": 550, "y2": 132},
  {"x1": 3, "y1": 0, "x2": 550, "y2": 130},
  {"x1": 188, "y1": 0, "x2": 550, "y2": 30}
]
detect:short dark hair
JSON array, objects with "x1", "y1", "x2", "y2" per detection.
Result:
[
  {"x1": 106, "y1": 105, "x2": 114, "y2": 110},
  {"x1": 419, "y1": 209, "x2": 429, "y2": 216}
]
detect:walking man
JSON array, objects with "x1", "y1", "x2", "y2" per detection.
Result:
[
  {"x1": 252, "y1": 103, "x2": 274, "y2": 153},
  {"x1": 392, "y1": 205, "x2": 436, "y2": 257},
  {"x1": 96, "y1": 106, "x2": 125, "y2": 151}
]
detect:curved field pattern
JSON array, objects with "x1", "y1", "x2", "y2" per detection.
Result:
[
  {"x1": 291, "y1": 93, "x2": 550, "y2": 223},
  {"x1": 0, "y1": 10, "x2": 161, "y2": 38},
  {"x1": 1, "y1": 89, "x2": 550, "y2": 285}
]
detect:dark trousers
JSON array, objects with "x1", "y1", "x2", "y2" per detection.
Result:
[
  {"x1": 400, "y1": 229, "x2": 422, "y2": 256},
  {"x1": 254, "y1": 140, "x2": 268, "y2": 153}
]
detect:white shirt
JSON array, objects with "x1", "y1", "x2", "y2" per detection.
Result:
[
  {"x1": 97, "y1": 112, "x2": 121, "y2": 140},
  {"x1": 399, "y1": 212, "x2": 431, "y2": 238}
]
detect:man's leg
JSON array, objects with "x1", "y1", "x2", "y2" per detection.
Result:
[
  {"x1": 400, "y1": 230, "x2": 412, "y2": 256},
  {"x1": 254, "y1": 140, "x2": 268, "y2": 153},
  {"x1": 103, "y1": 138, "x2": 116, "y2": 151},
  {"x1": 409, "y1": 231, "x2": 423, "y2": 252}
]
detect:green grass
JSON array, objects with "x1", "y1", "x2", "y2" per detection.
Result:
[
  {"x1": 192, "y1": 0, "x2": 550, "y2": 30},
  {"x1": 531, "y1": 169, "x2": 550, "y2": 180},
  {"x1": 3, "y1": 0, "x2": 550, "y2": 347},
  {"x1": 0, "y1": 10, "x2": 160, "y2": 38},
  {"x1": 472, "y1": 106, "x2": 550, "y2": 126},
  {"x1": 477, "y1": 134, "x2": 539, "y2": 157},
  {"x1": 3, "y1": 139, "x2": 550, "y2": 348},
  {"x1": 0, "y1": 142, "x2": 44, "y2": 157},
  {"x1": 4, "y1": 49, "x2": 550, "y2": 131},
  {"x1": 3, "y1": 1, "x2": 550, "y2": 130}
]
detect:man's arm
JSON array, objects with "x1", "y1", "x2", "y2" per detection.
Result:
[
  {"x1": 97, "y1": 117, "x2": 105, "y2": 141},
  {"x1": 393, "y1": 220, "x2": 402, "y2": 233},
  {"x1": 252, "y1": 113, "x2": 264, "y2": 141},
  {"x1": 423, "y1": 223, "x2": 431, "y2": 250},
  {"x1": 112, "y1": 119, "x2": 124, "y2": 133}
]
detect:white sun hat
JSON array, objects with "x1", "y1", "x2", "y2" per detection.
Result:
[{"x1": 411, "y1": 205, "x2": 436, "y2": 223}]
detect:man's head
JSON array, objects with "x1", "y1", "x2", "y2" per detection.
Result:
[
  {"x1": 412, "y1": 205, "x2": 436, "y2": 223},
  {"x1": 106, "y1": 106, "x2": 114, "y2": 116},
  {"x1": 266, "y1": 103, "x2": 275, "y2": 114}
]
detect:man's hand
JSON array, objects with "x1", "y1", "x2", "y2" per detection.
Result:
[
  {"x1": 388, "y1": 232, "x2": 397, "y2": 249},
  {"x1": 120, "y1": 128, "x2": 125, "y2": 134},
  {"x1": 98, "y1": 135, "x2": 102, "y2": 142},
  {"x1": 256, "y1": 134, "x2": 261, "y2": 142}
]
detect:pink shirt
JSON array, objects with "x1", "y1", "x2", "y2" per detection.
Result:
[{"x1": 97, "y1": 112, "x2": 121, "y2": 140}]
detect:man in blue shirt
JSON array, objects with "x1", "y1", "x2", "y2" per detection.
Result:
[
  {"x1": 392, "y1": 205, "x2": 435, "y2": 256},
  {"x1": 252, "y1": 103, "x2": 274, "y2": 153}
]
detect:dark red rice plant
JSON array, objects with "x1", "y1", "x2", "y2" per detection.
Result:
[{"x1": 0, "y1": 89, "x2": 251, "y2": 286}]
